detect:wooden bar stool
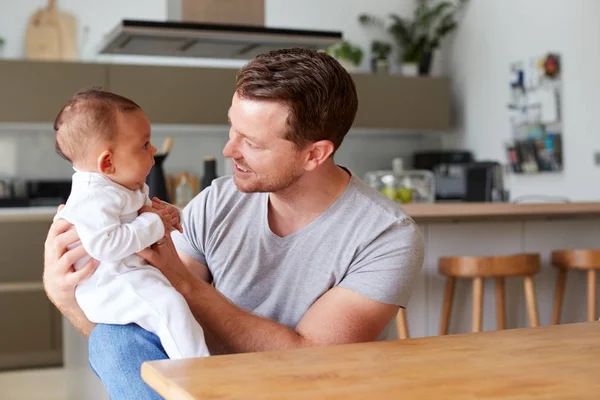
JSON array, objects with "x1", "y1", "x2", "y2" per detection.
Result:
[
  {"x1": 396, "y1": 308, "x2": 409, "y2": 339},
  {"x1": 551, "y1": 249, "x2": 600, "y2": 323},
  {"x1": 439, "y1": 253, "x2": 541, "y2": 335}
]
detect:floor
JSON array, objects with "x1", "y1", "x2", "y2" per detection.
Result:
[{"x1": 0, "y1": 367, "x2": 66, "y2": 400}]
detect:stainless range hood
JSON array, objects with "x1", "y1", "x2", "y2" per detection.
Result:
[{"x1": 98, "y1": 20, "x2": 342, "y2": 59}]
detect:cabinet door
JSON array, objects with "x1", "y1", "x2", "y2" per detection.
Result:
[
  {"x1": 0, "y1": 289, "x2": 62, "y2": 370},
  {"x1": 0, "y1": 222, "x2": 50, "y2": 282},
  {"x1": 108, "y1": 64, "x2": 237, "y2": 125},
  {"x1": 0, "y1": 60, "x2": 107, "y2": 123},
  {"x1": 352, "y1": 75, "x2": 451, "y2": 130},
  {"x1": 0, "y1": 220, "x2": 62, "y2": 370}
]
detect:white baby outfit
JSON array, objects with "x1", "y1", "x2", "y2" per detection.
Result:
[{"x1": 55, "y1": 170, "x2": 209, "y2": 359}]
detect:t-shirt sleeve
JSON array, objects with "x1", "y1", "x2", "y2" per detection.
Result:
[
  {"x1": 171, "y1": 186, "x2": 212, "y2": 265},
  {"x1": 338, "y1": 219, "x2": 424, "y2": 307}
]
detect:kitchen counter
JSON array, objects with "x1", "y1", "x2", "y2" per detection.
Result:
[
  {"x1": 0, "y1": 206, "x2": 57, "y2": 222},
  {"x1": 402, "y1": 202, "x2": 600, "y2": 222},
  {"x1": 2, "y1": 203, "x2": 600, "y2": 223}
]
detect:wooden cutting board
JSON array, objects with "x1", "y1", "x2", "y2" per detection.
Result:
[{"x1": 25, "y1": 0, "x2": 78, "y2": 61}]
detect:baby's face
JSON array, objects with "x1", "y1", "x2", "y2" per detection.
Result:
[{"x1": 110, "y1": 110, "x2": 157, "y2": 191}]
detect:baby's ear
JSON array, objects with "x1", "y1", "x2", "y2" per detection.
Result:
[{"x1": 97, "y1": 150, "x2": 115, "y2": 174}]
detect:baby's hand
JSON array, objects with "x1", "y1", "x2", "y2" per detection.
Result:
[
  {"x1": 138, "y1": 203, "x2": 180, "y2": 234},
  {"x1": 152, "y1": 198, "x2": 184, "y2": 234}
]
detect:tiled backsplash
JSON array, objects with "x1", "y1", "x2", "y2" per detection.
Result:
[{"x1": 0, "y1": 125, "x2": 443, "y2": 182}]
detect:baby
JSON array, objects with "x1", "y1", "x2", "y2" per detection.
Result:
[{"x1": 53, "y1": 88, "x2": 209, "y2": 359}]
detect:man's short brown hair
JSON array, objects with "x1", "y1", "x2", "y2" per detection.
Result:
[
  {"x1": 54, "y1": 88, "x2": 141, "y2": 164},
  {"x1": 236, "y1": 47, "x2": 358, "y2": 154}
]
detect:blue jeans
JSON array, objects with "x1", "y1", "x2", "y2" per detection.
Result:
[{"x1": 89, "y1": 323, "x2": 168, "y2": 400}]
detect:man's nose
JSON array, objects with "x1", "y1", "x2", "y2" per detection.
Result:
[{"x1": 222, "y1": 139, "x2": 237, "y2": 158}]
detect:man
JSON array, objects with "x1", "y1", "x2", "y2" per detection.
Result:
[{"x1": 43, "y1": 47, "x2": 424, "y2": 399}]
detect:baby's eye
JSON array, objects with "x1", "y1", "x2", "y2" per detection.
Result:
[{"x1": 143, "y1": 142, "x2": 150, "y2": 149}]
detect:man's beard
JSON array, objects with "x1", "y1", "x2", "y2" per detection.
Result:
[{"x1": 233, "y1": 162, "x2": 302, "y2": 194}]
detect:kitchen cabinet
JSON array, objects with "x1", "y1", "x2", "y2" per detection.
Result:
[
  {"x1": 0, "y1": 220, "x2": 62, "y2": 370},
  {"x1": 352, "y1": 74, "x2": 451, "y2": 130},
  {"x1": 107, "y1": 64, "x2": 237, "y2": 125},
  {"x1": 0, "y1": 59, "x2": 451, "y2": 130},
  {"x1": 0, "y1": 60, "x2": 107, "y2": 123}
]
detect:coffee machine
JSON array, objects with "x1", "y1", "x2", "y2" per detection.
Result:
[
  {"x1": 413, "y1": 151, "x2": 507, "y2": 202},
  {"x1": 413, "y1": 151, "x2": 473, "y2": 201}
]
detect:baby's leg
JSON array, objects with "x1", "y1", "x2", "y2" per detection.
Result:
[{"x1": 78, "y1": 269, "x2": 209, "y2": 359}]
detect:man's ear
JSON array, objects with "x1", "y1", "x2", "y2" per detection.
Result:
[
  {"x1": 97, "y1": 150, "x2": 115, "y2": 174},
  {"x1": 304, "y1": 140, "x2": 335, "y2": 171}
]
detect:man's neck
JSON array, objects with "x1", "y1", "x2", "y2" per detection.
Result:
[{"x1": 267, "y1": 161, "x2": 351, "y2": 237}]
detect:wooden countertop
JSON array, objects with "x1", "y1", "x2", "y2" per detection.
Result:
[
  {"x1": 0, "y1": 206, "x2": 57, "y2": 222},
  {"x1": 141, "y1": 322, "x2": 600, "y2": 400},
  {"x1": 1, "y1": 203, "x2": 600, "y2": 223},
  {"x1": 402, "y1": 202, "x2": 600, "y2": 221}
]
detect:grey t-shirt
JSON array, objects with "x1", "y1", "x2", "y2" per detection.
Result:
[{"x1": 172, "y1": 172, "x2": 424, "y2": 339}]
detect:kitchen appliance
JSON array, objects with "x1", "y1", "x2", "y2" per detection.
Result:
[
  {"x1": 413, "y1": 150, "x2": 473, "y2": 171},
  {"x1": 433, "y1": 163, "x2": 469, "y2": 201},
  {"x1": 433, "y1": 161, "x2": 507, "y2": 202},
  {"x1": 26, "y1": 179, "x2": 72, "y2": 206},
  {"x1": 464, "y1": 161, "x2": 507, "y2": 202},
  {"x1": 97, "y1": 20, "x2": 342, "y2": 60},
  {"x1": 413, "y1": 151, "x2": 474, "y2": 202}
]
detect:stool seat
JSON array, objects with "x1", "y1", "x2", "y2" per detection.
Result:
[
  {"x1": 551, "y1": 249, "x2": 600, "y2": 270},
  {"x1": 440, "y1": 254, "x2": 541, "y2": 278},
  {"x1": 551, "y1": 249, "x2": 600, "y2": 324},
  {"x1": 439, "y1": 253, "x2": 541, "y2": 335}
]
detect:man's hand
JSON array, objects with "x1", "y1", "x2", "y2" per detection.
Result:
[
  {"x1": 152, "y1": 197, "x2": 183, "y2": 233},
  {"x1": 43, "y1": 210, "x2": 98, "y2": 337},
  {"x1": 137, "y1": 234, "x2": 193, "y2": 292},
  {"x1": 138, "y1": 199, "x2": 183, "y2": 234}
]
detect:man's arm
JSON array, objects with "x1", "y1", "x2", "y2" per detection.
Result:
[{"x1": 145, "y1": 246, "x2": 399, "y2": 354}]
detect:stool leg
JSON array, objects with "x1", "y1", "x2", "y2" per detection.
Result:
[
  {"x1": 472, "y1": 277, "x2": 484, "y2": 333},
  {"x1": 588, "y1": 269, "x2": 597, "y2": 322},
  {"x1": 524, "y1": 275, "x2": 539, "y2": 327},
  {"x1": 552, "y1": 268, "x2": 567, "y2": 325},
  {"x1": 397, "y1": 308, "x2": 409, "y2": 339},
  {"x1": 496, "y1": 278, "x2": 505, "y2": 330},
  {"x1": 439, "y1": 277, "x2": 455, "y2": 335}
]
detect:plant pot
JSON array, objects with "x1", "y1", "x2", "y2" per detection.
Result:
[
  {"x1": 401, "y1": 62, "x2": 419, "y2": 77},
  {"x1": 371, "y1": 58, "x2": 389, "y2": 74},
  {"x1": 419, "y1": 51, "x2": 433, "y2": 76},
  {"x1": 0, "y1": 44, "x2": 4, "y2": 58}
]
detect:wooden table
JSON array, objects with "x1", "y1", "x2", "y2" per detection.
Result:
[{"x1": 142, "y1": 322, "x2": 600, "y2": 399}]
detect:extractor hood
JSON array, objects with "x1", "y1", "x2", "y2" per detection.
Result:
[{"x1": 98, "y1": 20, "x2": 342, "y2": 59}]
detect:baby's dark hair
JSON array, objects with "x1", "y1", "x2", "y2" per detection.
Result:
[{"x1": 54, "y1": 88, "x2": 141, "y2": 164}]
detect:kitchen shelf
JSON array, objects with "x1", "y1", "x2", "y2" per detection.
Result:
[{"x1": 0, "y1": 59, "x2": 451, "y2": 130}]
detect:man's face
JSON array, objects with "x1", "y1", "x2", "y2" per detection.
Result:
[{"x1": 222, "y1": 92, "x2": 306, "y2": 193}]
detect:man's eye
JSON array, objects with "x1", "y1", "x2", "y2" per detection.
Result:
[{"x1": 245, "y1": 140, "x2": 255, "y2": 149}]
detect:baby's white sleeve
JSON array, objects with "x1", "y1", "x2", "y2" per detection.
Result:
[{"x1": 74, "y1": 187, "x2": 165, "y2": 262}]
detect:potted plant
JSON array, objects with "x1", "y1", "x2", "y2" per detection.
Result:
[
  {"x1": 325, "y1": 41, "x2": 364, "y2": 71},
  {"x1": 371, "y1": 40, "x2": 392, "y2": 74},
  {"x1": 359, "y1": 0, "x2": 467, "y2": 76}
]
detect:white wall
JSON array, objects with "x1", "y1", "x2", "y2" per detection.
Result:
[
  {"x1": 266, "y1": 0, "x2": 415, "y2": 72},
  {"x1": 444, "y1": 0, "x2": 600, "y2": 201}
]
